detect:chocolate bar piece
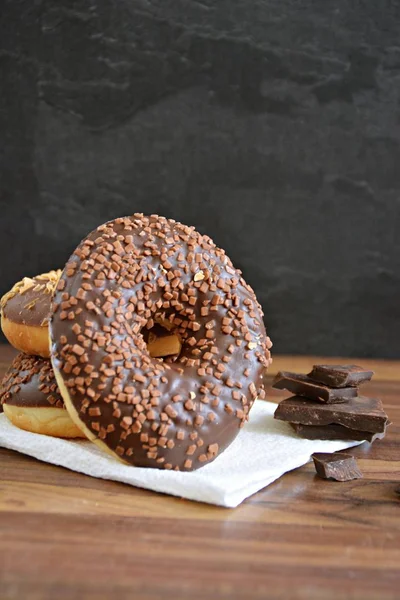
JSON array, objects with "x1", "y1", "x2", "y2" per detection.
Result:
[
  {"x1": 308, "y1": 364, "x2": 374, "y2": 388},
  {"x1": 274, "y1": 396, "x2": 388, "y2": 433},
  {"x1": 272, "y1": 371, "x2": 357, "y2": 403},
  {"x1": 291, "y1": 422, "x2": 386, "y2": 442},
  {"x1": 312, "y1": 452, "x2": 363, "y2": 481}
]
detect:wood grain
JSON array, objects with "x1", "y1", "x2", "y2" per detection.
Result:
[{"x1": 0, "y1": 344, "x2": 399, "y2": 600}]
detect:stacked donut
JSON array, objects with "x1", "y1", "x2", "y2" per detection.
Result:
[
  {"x1": 1, "y1": 215, "x2": 272, "y2": 470},
  {"x1": 0, "y1": 270, "x2": 86, "y2": 437}
]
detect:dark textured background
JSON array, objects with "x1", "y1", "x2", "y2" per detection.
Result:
[{"x1": 1, "y1": 0, "x2": 399, "y2": 357}]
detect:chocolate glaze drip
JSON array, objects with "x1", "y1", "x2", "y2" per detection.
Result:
[{"x1": 50, "y1": 214, "x2": 272, "y2": 471}]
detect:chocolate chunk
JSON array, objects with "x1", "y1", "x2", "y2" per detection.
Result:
[
  {"x1": 274, "y1": 396, "x2": 388, "y2": 433},
  {"x1": 312, "y1": 452, "x2": 363, "y2": 482},
  {"x1": 291, "y1": 422, "x2": 386, "y2": 442},
  {"x1": 272, "y1": 371, "x2": 357, "y2": 403},
  {"x1": 308, "y1": 364, "x2": 374, "y2": 388}
]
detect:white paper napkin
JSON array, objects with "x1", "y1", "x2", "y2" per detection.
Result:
[{"x1": 0, "y1": 401, "x2": 362, "y2": 507}]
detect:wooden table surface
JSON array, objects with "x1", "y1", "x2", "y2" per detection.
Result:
[{"x1": 0, "y1": 344, "x2": 399, "y2": 600}]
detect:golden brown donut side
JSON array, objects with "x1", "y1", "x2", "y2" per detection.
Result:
[
  {"x1": 0, "y1": 271, "x2": 61, "y2": 357},
  {"x1": 0, "y1": 353, "x2": 85, "y2": 438},
  {"x1": 1, "y1": 318, "x2": 50, "y2": 358},
  {"x1": 50, "y1": 214, "x2": 272, "y2": 470}
]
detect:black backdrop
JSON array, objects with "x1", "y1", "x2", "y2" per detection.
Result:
[{"x1": 1, "y1": 1, "x2": 399, "y2": 358}]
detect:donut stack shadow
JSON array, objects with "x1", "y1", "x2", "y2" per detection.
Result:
[{"x1": 273, "y1": 365, "x2": 389, "y2": 444}]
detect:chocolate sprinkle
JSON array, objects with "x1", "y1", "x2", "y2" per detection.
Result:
[{"x1": 50, "y1": 214, "x2": 271, "y2": 471}]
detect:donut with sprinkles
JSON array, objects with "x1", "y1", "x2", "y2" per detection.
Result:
[
  {"x1": 0, "y1": 353, "x2": 85, "y2": 438},
  {"x1": 50, "y1": 215, "x2": 272, "y2": 471},
  {"x1": 1, "y1": 270, "x2": 61, "y2": 358}
]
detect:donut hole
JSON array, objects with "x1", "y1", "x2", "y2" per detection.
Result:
[{"x1": 143, "y1": 323, "x2": 182, "y2": 361}]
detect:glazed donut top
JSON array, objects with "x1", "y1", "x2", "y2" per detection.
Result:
[
  {"x1": 1, "y1": 270, "x2": 61, "y2": 327},
  {"x1": 50, "y1": 214, "x2": 272, "y2": 470},
  {"x1": 0, "y1": 353, "x2": 65, "y2": 409}
]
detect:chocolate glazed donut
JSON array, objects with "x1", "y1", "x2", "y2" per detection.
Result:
[
  {"x1": 1, "y1": 353, "x2": 85, "y2": 438},
  {"x1": 1, "y1": 270, "x2": 61, "y2": 358},
  {"x1": 50, "y1": 215, "x2": 272, "y2": 471}
]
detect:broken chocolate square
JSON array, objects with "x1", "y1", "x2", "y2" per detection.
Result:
[
  {"x1": 308, "y1": 365, "x2": 374, "y2": 388},
  {"x1": 272, "y1": 371, "x2": 357, "y2": 403},
  {"x1": 312, "y1": 452, "x2": 363, "y2": 481},
  {"x1": 274, "y1": 396, "x2": 388, "y2": 433},
  {"x1": 291, "y1": 422, "x2": 386, "y2": 442}
]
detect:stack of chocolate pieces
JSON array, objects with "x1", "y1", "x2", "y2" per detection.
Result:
[{"x1": 273, "y1": 364, "x2": 389, "y2": 443}]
